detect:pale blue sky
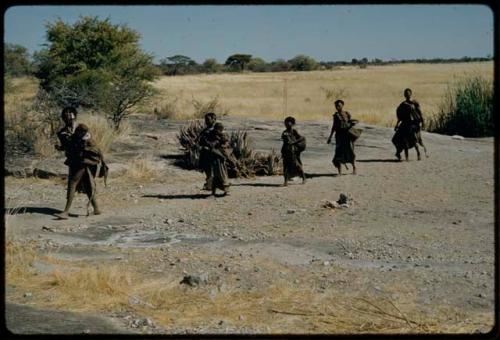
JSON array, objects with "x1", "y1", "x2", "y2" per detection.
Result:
[{"x1": 4, "y1": 5, "x2": 494, "y2": 63}]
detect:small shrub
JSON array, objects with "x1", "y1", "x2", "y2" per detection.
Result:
[
  {"x1": 191, "y1": 95, "x2": 230, "y2": 119},
  {"x1": 153, "y1": 97, "x2": 180, "y2": 120},
  {"x1": 125, "y1": 155, "x2": 158, "y2": 181},
  {"x1": 320, "y1": 86, "x2": 348, "y2": 102},
  {"x1": 427, "y1": 74, "x2": 493, "y2": 137}
]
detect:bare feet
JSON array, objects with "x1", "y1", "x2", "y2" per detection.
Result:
[
  {"x1": 283, "y1": 181, "x2": 288, "y2": 187},
  {"x1": 54, "y1": 212, "x2": 69, "y2": 220},
  {"x1": 94, "y1": 209, "x2": 102, "y2": 215}
]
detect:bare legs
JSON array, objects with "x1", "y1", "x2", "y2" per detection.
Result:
[{"x1": 55, "y1": 167, "x2": 100, "y2": 219}]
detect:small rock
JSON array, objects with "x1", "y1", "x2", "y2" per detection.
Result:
[
  {"x1": 287, "y1": 209, "x2": 296, "y2": 214},
  {"x1": 218, "y1": 320, "x2": 224, "y2": 326},
  {"x1": 42, "y1": 226, "x2": 54, "y2": 232},
  {"x1": 164, "y1": 219, "x2": 173, "y2": 225},
  {"x1": 178, "y1": 218, "x2": 185, "y2": 223},
  {"x1": 23, "y1": 292, "x2": 32, "y2": 298},
  {"x1": 478, "y1": 293, "x2": 485, "y2": 298},
  {"x1": 180, "y1": 274, "x2": 208, "y2": 286},
  {"x1": 323, "y1": 261, "x2": 330, "y2": 266},
  {"x1": 452, "y1": 135, "x2": 465, "y2": 140},
  {"x1": 337, "y1": 193, "x2": 349, "y2": 205},
  {"x1": 248, "y1": 212, "x2": 252, "y2": 215}
]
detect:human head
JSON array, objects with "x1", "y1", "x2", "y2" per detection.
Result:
[
  {"x1": 213, "y1": 122, "x2": 224, "y2": 132},
  {"x1": 284, "y1": 116, "x2": 296, "y2": 129},
  {"x1": 204, "y1": 112, "x2": 217, "y2": 127},
  {"x1": 74, "y1": 123, "x2": 89, "y2": 139},
  {"x1": 334, "y1": 99, "x2": 344, "y2": 112},
  {"x1": 61, "y1": 106, "x2": 77, "y2": 125},
  {"x1": 404, "y1": 88, "x2": 412, "y2": 100}
]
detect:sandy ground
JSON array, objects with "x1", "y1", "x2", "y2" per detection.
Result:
[{"x1": 4, "y1": 116, "x2": 496, "y2": 335}]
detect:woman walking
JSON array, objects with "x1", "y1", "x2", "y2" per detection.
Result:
[
  {"x1": 326, "y1": 100, "x2": 359, "y2": 175},
  {"x1": 281, "y1": 116, "x2": 306, "y2": 186}
]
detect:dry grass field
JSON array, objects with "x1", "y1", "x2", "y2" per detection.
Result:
[{"x1": 148, "y1": 62, "x2": 493, "y2": 126}]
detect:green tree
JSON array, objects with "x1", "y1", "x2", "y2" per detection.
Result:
[
  {"x1": 4, "y1": 43, "x2": 32, "y2": 76},
  {"x1": 288, "y1": 55, "x2": 317, "y2": 71},
  {"x1": 247, "y1": 57, "x2": 268, "y2": 72},
  {"x1": 159, "y1": 55, "x2": 198, "y2": 75},
  {"x1": 34, "y1": 16, "x2": 158, "y2": 129},
  {"x1": 269, "y1": 59, "x2": 291, "y2": 72},
  {"x1": 201, "y1": 58, "x2": 220, "y2": 73},
  {"x1": 225, "y1": 54, "x2": 252, "y2": 72}
]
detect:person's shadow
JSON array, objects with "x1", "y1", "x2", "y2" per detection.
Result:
[
  {"x1": 356, "y1": 159, "x2": 400, "y2": 163},
  {"x1": 305, "y1": 173, "x2": 338, "y2": 178},
  {"x1": 143, "y1": 194, "x2": 211, "y2": 200},
  {"x1": 5, "y1": 207, "x2": 79, "y2": 219},
  {"x1": 231, "y1": 183, "x2": 282, "y2": 187}
]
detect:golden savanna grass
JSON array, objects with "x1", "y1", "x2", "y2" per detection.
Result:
[
  {"x1": 150, "y1": 62, "x2": 493, "y2": 126},
  {"x1": 5, "y1": 240, "x2": 491, "y2": 333}
]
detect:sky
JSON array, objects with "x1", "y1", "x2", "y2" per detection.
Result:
[{"x1": 4, "y1": 5, "x2": 494, "y2": 63}]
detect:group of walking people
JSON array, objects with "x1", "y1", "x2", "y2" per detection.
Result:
[{"x1": 53, "y1": 88, "x2": 426, "y2": 218}]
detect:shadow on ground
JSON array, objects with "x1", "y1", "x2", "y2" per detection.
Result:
[
  {"x1": 143, "y1": 194, "x2": 211, "y2": 200},
  {"x1": 357, "y1": 159, "x2": 400, "y2": 163},
  {"x1": 232, "y1": 183, "x2": 283, "y2": 187},
  {"x1": 5, "y1": 207, "x2": 62, "y2": 216}
]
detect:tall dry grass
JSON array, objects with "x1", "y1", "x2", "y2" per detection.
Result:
[
  {"x1": 149, "y1": 62, "x2": 493, "y2": 126},
  {"x1": 123, "y1": 155, "x2": 159, "y2": 181},
  {"x1": 5, "y1": 241, "x2": 490, "y2": 334},
  {"x1": 77, "y1": 113, "x2": 132, "y2": 154}
]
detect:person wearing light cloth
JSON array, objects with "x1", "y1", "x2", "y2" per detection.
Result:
[
  {"x1": 55, "y1": 124, "x2": 105, "y2": 219},
  {"x1": 392, "y1": 88, "x2": 427, "y2": 161},
  {"x1": 327, "y1": 100, "x2": 360, "y2": 175},
  {"x1": 281, "y1": 116, "x2": 306, "y2": 186}
]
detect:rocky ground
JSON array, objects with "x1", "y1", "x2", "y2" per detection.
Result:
[{"x1": 4, "y1": 115, "x2": 496, "y2": 335}]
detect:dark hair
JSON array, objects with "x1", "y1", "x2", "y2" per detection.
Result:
[
  {"x1": 404, "y1": 88, "x2": 412, "y2": 94},
  {"x1": 74, "y1": 123, "x2": 89, "y2": 135},
  {"x1": 334, "y1": 99, "x2": 344, "y2": 106},
  {"x1": 284, "y1": 116, "x2": 296, "y2": 125},
  {"x1": 61, "y1": 106, "x2": 77, "y2": 120},
  {"x1": 213, "y1": 122, "x2": 224, "y2": 130},
  {"x1": 205, "y1": 112, "x2": 217, "y2": 119}
]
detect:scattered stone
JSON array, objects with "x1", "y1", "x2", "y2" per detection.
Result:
[
  {"x1": 452, "y1": 135, "x2": 465, "y2": 140},
  {"x1": 287, "y1": 209, "x2": 296, "y2": 214},
  {"x1": 164, "y1": 219, "x2": 173, "y2": 225},
  {"x1": 178, "y1": 218, "x2": 185, "y2": 223},
  {"x1": 323, "y1": 200, "x2": 339, "y2": 209},
  {"x1": 180, "y1": 274, "x2": 208, "y2": 286},
  {"x1": 338, "y1": 193, "x2": 349, "y2": 205},
  {"x1": 23, "y1": 292, "x2": 32, "y2": 298},
  {"x1": 41, "y1": 226, "x2": 54, "y2": 232},
  {"x1": 323, "y1": 261, "x2": 330, "y2": 266},
  {"x1": 478, "y1": 293, "x2": 485, "y2": 298}
]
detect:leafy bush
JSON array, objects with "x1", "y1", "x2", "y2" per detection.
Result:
[
  {"x1": 33, "y1": 16, "x2": 158, "y2": 130},
  {"x1": 4, "y1": 43, "x2": 32, "y2": 76},
  {"x1": 427, "y1": 74, "x2": 493, "y2": 137},
  {"x1": 288, "y1": 55, "x2": 318, "y2": 72}
]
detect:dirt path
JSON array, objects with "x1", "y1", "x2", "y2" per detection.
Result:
[{"x1": 5, "y1": 116, "x2": 495, "y2": 334}]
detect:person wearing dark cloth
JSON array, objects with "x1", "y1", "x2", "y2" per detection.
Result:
[
  {"x1": 55, "y1": 124, "x2": 104, "y2": 219},
  {"x1": 55, "y1": 107, "x2": 77, "y2": 157},
  {"x1": 281, "y1": 116, "x2": 306, "y2": 186},
  {"x1": 198, "y1": 112, "x2": 217, "y2": 190},
  {"x1": 392, "y1": 88, "x2": 427, "y2": 161},
  {"x1": 327, "y1": 100, "x2": 358, "y2": 175},
  {"x1": 205, "y1": 122, "x2": 231, "y2": 196}
]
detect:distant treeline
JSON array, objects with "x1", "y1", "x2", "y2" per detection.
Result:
[{"x1": 4, "y1": 42, "x2": 493, "y2": 78}]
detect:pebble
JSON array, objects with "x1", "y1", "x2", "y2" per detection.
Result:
[
  {"x1": 23, "y1": 292, "x2": 32, "y2": 298},
  {"x1": 323, "y1": 261, "x2": 330, "y2": 266},
  {"x1": 287, "y1": 209, "x2": 296, "y2": 214}
]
